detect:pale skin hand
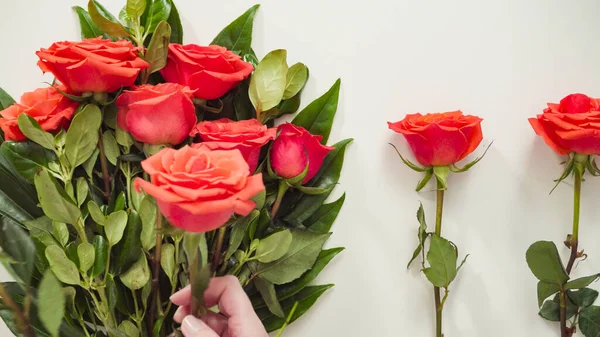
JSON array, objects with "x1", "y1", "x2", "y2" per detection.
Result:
[{"x1": 171, "y1": 276, "x2": 269, "y2": 337}]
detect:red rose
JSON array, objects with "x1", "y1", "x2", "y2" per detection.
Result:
[
  {"x1": 160, "y1": 44, "x2": 254, "y2": 100},
  {"x1": 0, "y1": 85, "x2": 78, "y2": 141},
  {"x1": 529, "y1": 93, "x2": 600, "y2": 155},
  {"x1": 388, "y1": 111, "x2": 483, "y2": 166},
  {"x1": 36, "y1": 37, "x2": 149, "y2": 93},
  {"x1": 134, "y1": 146, "x2": 265, "y2": 232},
  {"x1": 270, "y1": 123, "x2": 334, "y2": 183},
  {"x1": 191, "y1": 118, "x2": 276, "y2": 172},
  {"x1": 116, "y1": 83, "x2": 196, "y2": 145}
]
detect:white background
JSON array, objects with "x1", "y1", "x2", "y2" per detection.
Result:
[{"x1": 1, "y1": 0, "x2": 600, "y2": 336}]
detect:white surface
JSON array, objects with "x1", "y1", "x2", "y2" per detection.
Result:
[{"x1": 2, "y1": 0, "x2": 600, "y2": 336}]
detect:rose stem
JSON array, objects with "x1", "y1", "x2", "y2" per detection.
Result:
[
  {"x1": 211, "y1": 227, "x2": 227, "y2": 276},
  {"x1": 434, "y1": 178, "x2": 445, "y2": 337},
  {"x1": 148, "y1": 213, "x2": 164, "y2": 333},
  {"x1": 560, "y1": 164, "x2": 583, "y2": 337},
  {"x1": 270, "y1": 181, "x2": 289, "y2": 219},
  {"x1": 97, "y1": 129, "x2": 111, "y2": 202},
  {"x1": 0, "y1": 284, "x2": 36, "y2": 337}
]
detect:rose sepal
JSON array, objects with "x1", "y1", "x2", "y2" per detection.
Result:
[
  {"x1": 448, "y1": 141, "x2": 493, "y2": 173},
  {"x1": 293, "y1": 183, "x2": 333, "y2": 195},
  {"x1": 586, "y1": 156, "x2": 600, "y2": 176},
  {"x1": 433, "y1": 166, "x2": 450, "y2": 190},
  {"x1": 389, "y1": 143, "x2": 428, "y2": 172},
  {"x1": 48, "y1": 83, "x2": 92, "y2": 102},
  {"x1": 143, "y1": 143, "x2": 168, "y2": 157},
  {"x1": 415, "y1": 169, "x2": 434, "y2": 192},
  {"x1": 193, "y1": 98, "x2": 224, "y2": 114}
]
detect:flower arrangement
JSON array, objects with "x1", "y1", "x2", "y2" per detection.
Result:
[{"x1": 0, "y1": 1, "x2": 351, "y2": 336}]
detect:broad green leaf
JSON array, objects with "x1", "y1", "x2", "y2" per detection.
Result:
[
  {"x1": 539, "y1": 294, "x2": 577, "y2": 322},
  {"x1": 54, "y1": 130, "x2": 66, "y2": 149},
  {"x1": 17, "y1": 114, "x2": 55, "y2": 150},
  {"x1": 256, "y1": 230, "x2": 293, "y2": 263},
  {"x1": 115, "y1": 125, "x2": 133, "y2": 151},
  {"x1": 0, "y1": 88, "x2": 15, "y2": 110},
  {"x1": 118, "y1": 320, "x2": 139, "y2": 337},
  {"x1": 567, "y1": 288, "x2": 599, "y2": 308},
  {"x1": 166, "y1": 0, "x2": 182, "y2": 43},
  {"x1": 112, "y1": 191, "x2": 127, "y2": 213},
  {"x1": 283, "y1": 63, "x2": 308, "y2": 100},
  {"x1": 77, "y1": 242, "x2": 95, "y2": 273},
  {"x1": 120, "y1": 252, "x2": 150, "y2": 290},
  {"x1": 423, "y1": 234, "x2": 458, "y2": 288},
  {"x1": 87, "y1": 200, "x2": 105, "y2": 225},
  {"x1": 211, "y1": 4, "x2": 259, "y2": 55},
  {"x1": 225, "y1": 211, "x2": 259, "y2": 262},
  {"x1": 126, "y1": 0, "x2": 146, "y2": 19},
  {"x1": 291, "y1": 79, "x2": 341, "y2": 144},
  {"x1": 140, "y1": 196, "x2": 158, "y2": 250},
  {"x1": 526, "y1": 241, "x2": 569, "y2": 285},
  {"x1": 233, "y1": 79, "x2": 254, "y2": 121},
  {"x1": 65, "y1": 242, "x2": 80, "y2": 270},
  {"x1": 91, "y1": 235, "x2": 108, "y2": 278},
  {"x1": 65, "y1": 104, "x2": 102, "y2": 169},
  {"x1": 76, "y1": 177, "x2": 89, "y2": 207},
  {"x1": 52, "y1": 221, "x2": 69, "y2": 247},
  {"x1": 83, "y1": 148, "x2": 99, "y2": 178},
  {"x1": 249, "y1": 50, "x2": 288, "y2": 114},
  {"x1": 72, "y1": 6, "x2": 104, "y2": 39},
  {"x1": 102, "y1": 130, "x2": 119, "y2": 166},
  {"x1": 34, "y1": 169, "x2": 81, "y2": 225},
  {"x1": 105, "y1": 211, "x2": 128, "y2": 246},
  {"x1": 565, "y1": 274, "x2": 600, "y2": 290},
  {"x1": 145, "y1": 21, "x2": 171, "y2": 73},
  {"x1": 38, "y1": 270, "x2": 65, "y2": 337},
  {"x1": 1, "y1": 141, "x2": 52, "y2": 182},
  {"x1": 537, "y1": 281, "x2": 561, "y2": 308},
  {"x1": 119, "y1": 6, "x2": 133, "y2": 26},
  {"x1": 580, "y1": 306, "x2": 600, "y2": 337},
  {"x1": 256, "y1": 231, "x2": 330, "y2": 285},
  {"x1": 144, "y1": 0, "x2": 171, "y2": 34},
  {"x1": 161, "y1": 243, "x2": 176, "y2": 285},
  {"x1": 45, "y1": 245, "x2": 80, "y2": 285},
  {"x1": 305, "y1": 193, "x2": 345, "y2": 233},
  {"x1": 88, "y1": 0, "x2": 131, "y2": 38},
  {"x1": 255, "y1": 277, "x2": 284, "y2": 318},
  {"x1": 114, "y1": 210, "x2": 142, "y2": 274},
  {"x1": 0, "y1": 218, "x2": 35, "y2": 285}
]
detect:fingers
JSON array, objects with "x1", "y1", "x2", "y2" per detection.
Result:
[
  {"x1": 174, "y1": 305, "x2": 190, "y2": 323},
  {"x1": 203, "y1": 275, "x2": 256, "y2": 318},
  {"x1": 181, "y1": 316, "x2": 219, "y2": 337},
  {"x1": 175, "y1": 307, "x2": 228, "y2": 334},
  {"x1": 170, "y1": 285, "x2": 192, "y2": 307}
]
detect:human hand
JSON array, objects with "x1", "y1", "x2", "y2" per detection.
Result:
[{"x1": 171, "y1": 275, "x2": 269, "y2": 337}]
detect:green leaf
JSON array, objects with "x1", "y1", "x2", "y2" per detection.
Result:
[
  {"x1": 119, "y1": 320, "x2": 139, "y2": 337},
  {"x1": 211, "y1": 4, "x2": 259, "y2": 55},
  {"x1": 526, "y1": 241, "x2": 569, "y2": 285},
  {"x1": 249, "y1": 49, "x2": 289, "y2": 113},
  {"x1": 102, "y1": 130, "x2": 119, "y2": 166},
  {"x1": 233, "y1": 79, "x2": 254, "y2": 121},
  {"x1": 1, "y1": 141, "x2": 52, "y2": 182},
  {"x1": 567, "y1": 288, "x2": 599, "y2": 308},
  {"x1": 255, "y1": 277, "x2": 285, "y2": 318},
  {"x1": 408, "y1": 203, "x2": 429, "y2": 269},
  {"x1": 145, "y1": 21, "x2": 171, "y2": 74},
  {"x1": 77, "y1": 242, "x2": 95, "y2": 273},
  {"x1": 0, "y1": 218, "x2": 35, "y2": 285},
  {"x1": 38, "y1": 270, "x2": 65, "y2": 337},
  {"x1": 83, "y1": 148, "x2": 99, "y2": 179},
  {"x1": 291, "y1": 79, "x2": 341, "y2": 144},
  {"x1": 225, "y1": 211, "x2": 259, "y2": 262},
  {"x1": 17, "y1": 114, "x2": 55, "y2": 150},
  {"x1": 34, "y1": 169, "x2": 81, "y2": 225},
  {"x1": 88, "y1": 0, "x2": 131, "y2": 38},
  {"x1": 105, "y1": 211, "x2": 128, "y2": 246},
  {"x1": 144, "y1": 0, "x2": 171, "y2": 34},
  {"x1": 539, "y1": 294, "x2": 577, "y2": 322},
  {"x1": 166, "y1": 0, "x2": 183, "y2": 43},
  {"x1": 423, "y1": 234, "x2": 458, "y2": 288},
  {"x1": 161, "y1": 243, "x2": 176, "y2": 285},
  {"x1": 120, "y1": 252, "x2": 150, "y2": 290},
  {"x1": 565, "y1": 274, "x2": 600, "y2": 290},
  {"x1": 114, "y1": 210, "x2": 142, "y2": 274},
  {"x1": 537, "y1": 281, "x2": 561, "y2": 308},
  {"x1": 305, "y1": 193, "x2": 345, "y2": 233},
  {"x1": 45, "y1": 245, "x2": 80, "y2": 285},
  {"x1": 87, "y1": 200, "x2": 105, "y2": 225},
  {"x1": 52, "y1": 221, "x2": 69, "y2": 247},
  {"x1": 140, "y1": 196, "x2": 158, "y2": 250},
  {"x1": 0, "y1": 88, "x2": 15, "y2": 110},
  {"x1": 115, "y1": 125, "x2": 133, "y2": 151},
  {"x1": 256, "y1": 230, "x2": 293, "y2": 263},
  {"x1": 65, "y1": 104, "x2": 102, "y2": 169},
  {"x1": 72, "y1": 6, "x2": 105, "y2": 39},
  {"x1": 283, "y1": 63, "x2": 309, "y2": 100},
  {"x1": 76, "y1": 177, "x2": 89, "y2": 207},
  {"x1": 126, "y1": 0, "x2": 146, "y2": 19},
  {"x1": 256, "y1": 231, "x2": 330, "y2": 285},
  {"x1": 91, "y1": 235, "x2": 108, "y2": 278},
  {"x1": 580, "y1": 306, "x2": 600, "y2": 337}
]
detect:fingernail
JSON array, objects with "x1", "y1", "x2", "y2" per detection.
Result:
[{"x1": 182, "y1": 316, "x2": 202, "y2": 334}]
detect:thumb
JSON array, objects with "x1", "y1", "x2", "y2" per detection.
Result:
[{"x1": 181, "y1": 315, "x2": 220, "y2": 337}]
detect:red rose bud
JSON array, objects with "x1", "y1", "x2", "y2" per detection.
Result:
[
  {"x1": 161, "y1": 44, "x2": 254, "y2": 100},
  {"x1": 116, "y1": 83, "x2": 196, "y2": 145},
  {"x1": 388, "y1": 111, "x2": 483, "y2": 167},
  {"x1": 36, "y1": 37, "x2": 149, "y2": 93},
  {"x1": 0, "y1": 85, "x2": 77, "y2": 141},
  {"x1": 529, "y1": 93, "x2": 600, "y2": 155},
  {"x1": 270, "y1": 134, "x2": 308, "y2": 179},
  {"x1": 274, "y1": 123, "x2": 334, "y2": 184}
]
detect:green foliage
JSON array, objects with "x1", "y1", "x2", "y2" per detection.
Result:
[
  {"x1": 291, "y1": 79, "x2": 341, "y2": 144},
  {"x1": 211, "y1": 4, "x2": 259, "y2": 56},
  {"x1": 38, "y1": 270, "x2": 66, "y2": 337},
  {"x1": 526, "y1": 241, "x2": 569, "y2": 285},
  {"x1": 423, "y1": 234, "x2": 468, "y2": 289},
  {"x1": 249, "y1": 49, "x2": 289, "y2": 114}
]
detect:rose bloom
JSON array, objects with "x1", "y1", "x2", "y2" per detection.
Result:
[
  {"x1": 388, "y1": 111, "x2": 483, "y2": 167},
  {"x1": 116, "y1": 83, "x2": 196, "y2": 145},
  {"x1": 134, "y1": 146, "x2": 265, "y2": 232},
  {"x1": 0, "y1": 85, "x2": 78, "y2": 141},
  {"x1": 270, "y1": 123, "x2": 334, "y2": 183},
  {"x1": 36, "y1": 37, "x2": 149, "y2": 93},
  {"x1": 529, "y1": 93, "x2": 600, "y2": 155},
  {"x1": 161, "y1": 44, "x2": 254, "y2": 100},
  {"x1": 191, "y1": 118, "x2": 276, "y2": 172}
]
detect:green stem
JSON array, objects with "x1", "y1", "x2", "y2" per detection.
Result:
[
  {"x1": 275, "y1": 301, "x2": 299, "y2": 337},
  {"x1": 75, "y1": 218, "x2": 89, "y2": 244},
  {"x1": 97, "y1": 129, "x2": 111, "y2": 202},
  {"x1": 434, "y1": 179, "x2": 445, "y2": 337},
  {"x1": 270, "y1": 181, "x2": 289, "y2": 218},
  {"x1": 211, "y1": 227, "x2": 227, "y2": 275},
  {"x1": 96, "y1": 286, "x2": 115, "y2": 329},
  {"x1": 148, "y1": 214, "x2": 164, "y2": 333},
  {"x1": 77, "y1": 316, "x2": 91, "y2": 337}
]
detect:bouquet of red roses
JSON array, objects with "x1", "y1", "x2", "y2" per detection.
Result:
[{"x1": 0, "y1": 1, "x2": 351, "y2": 336}]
